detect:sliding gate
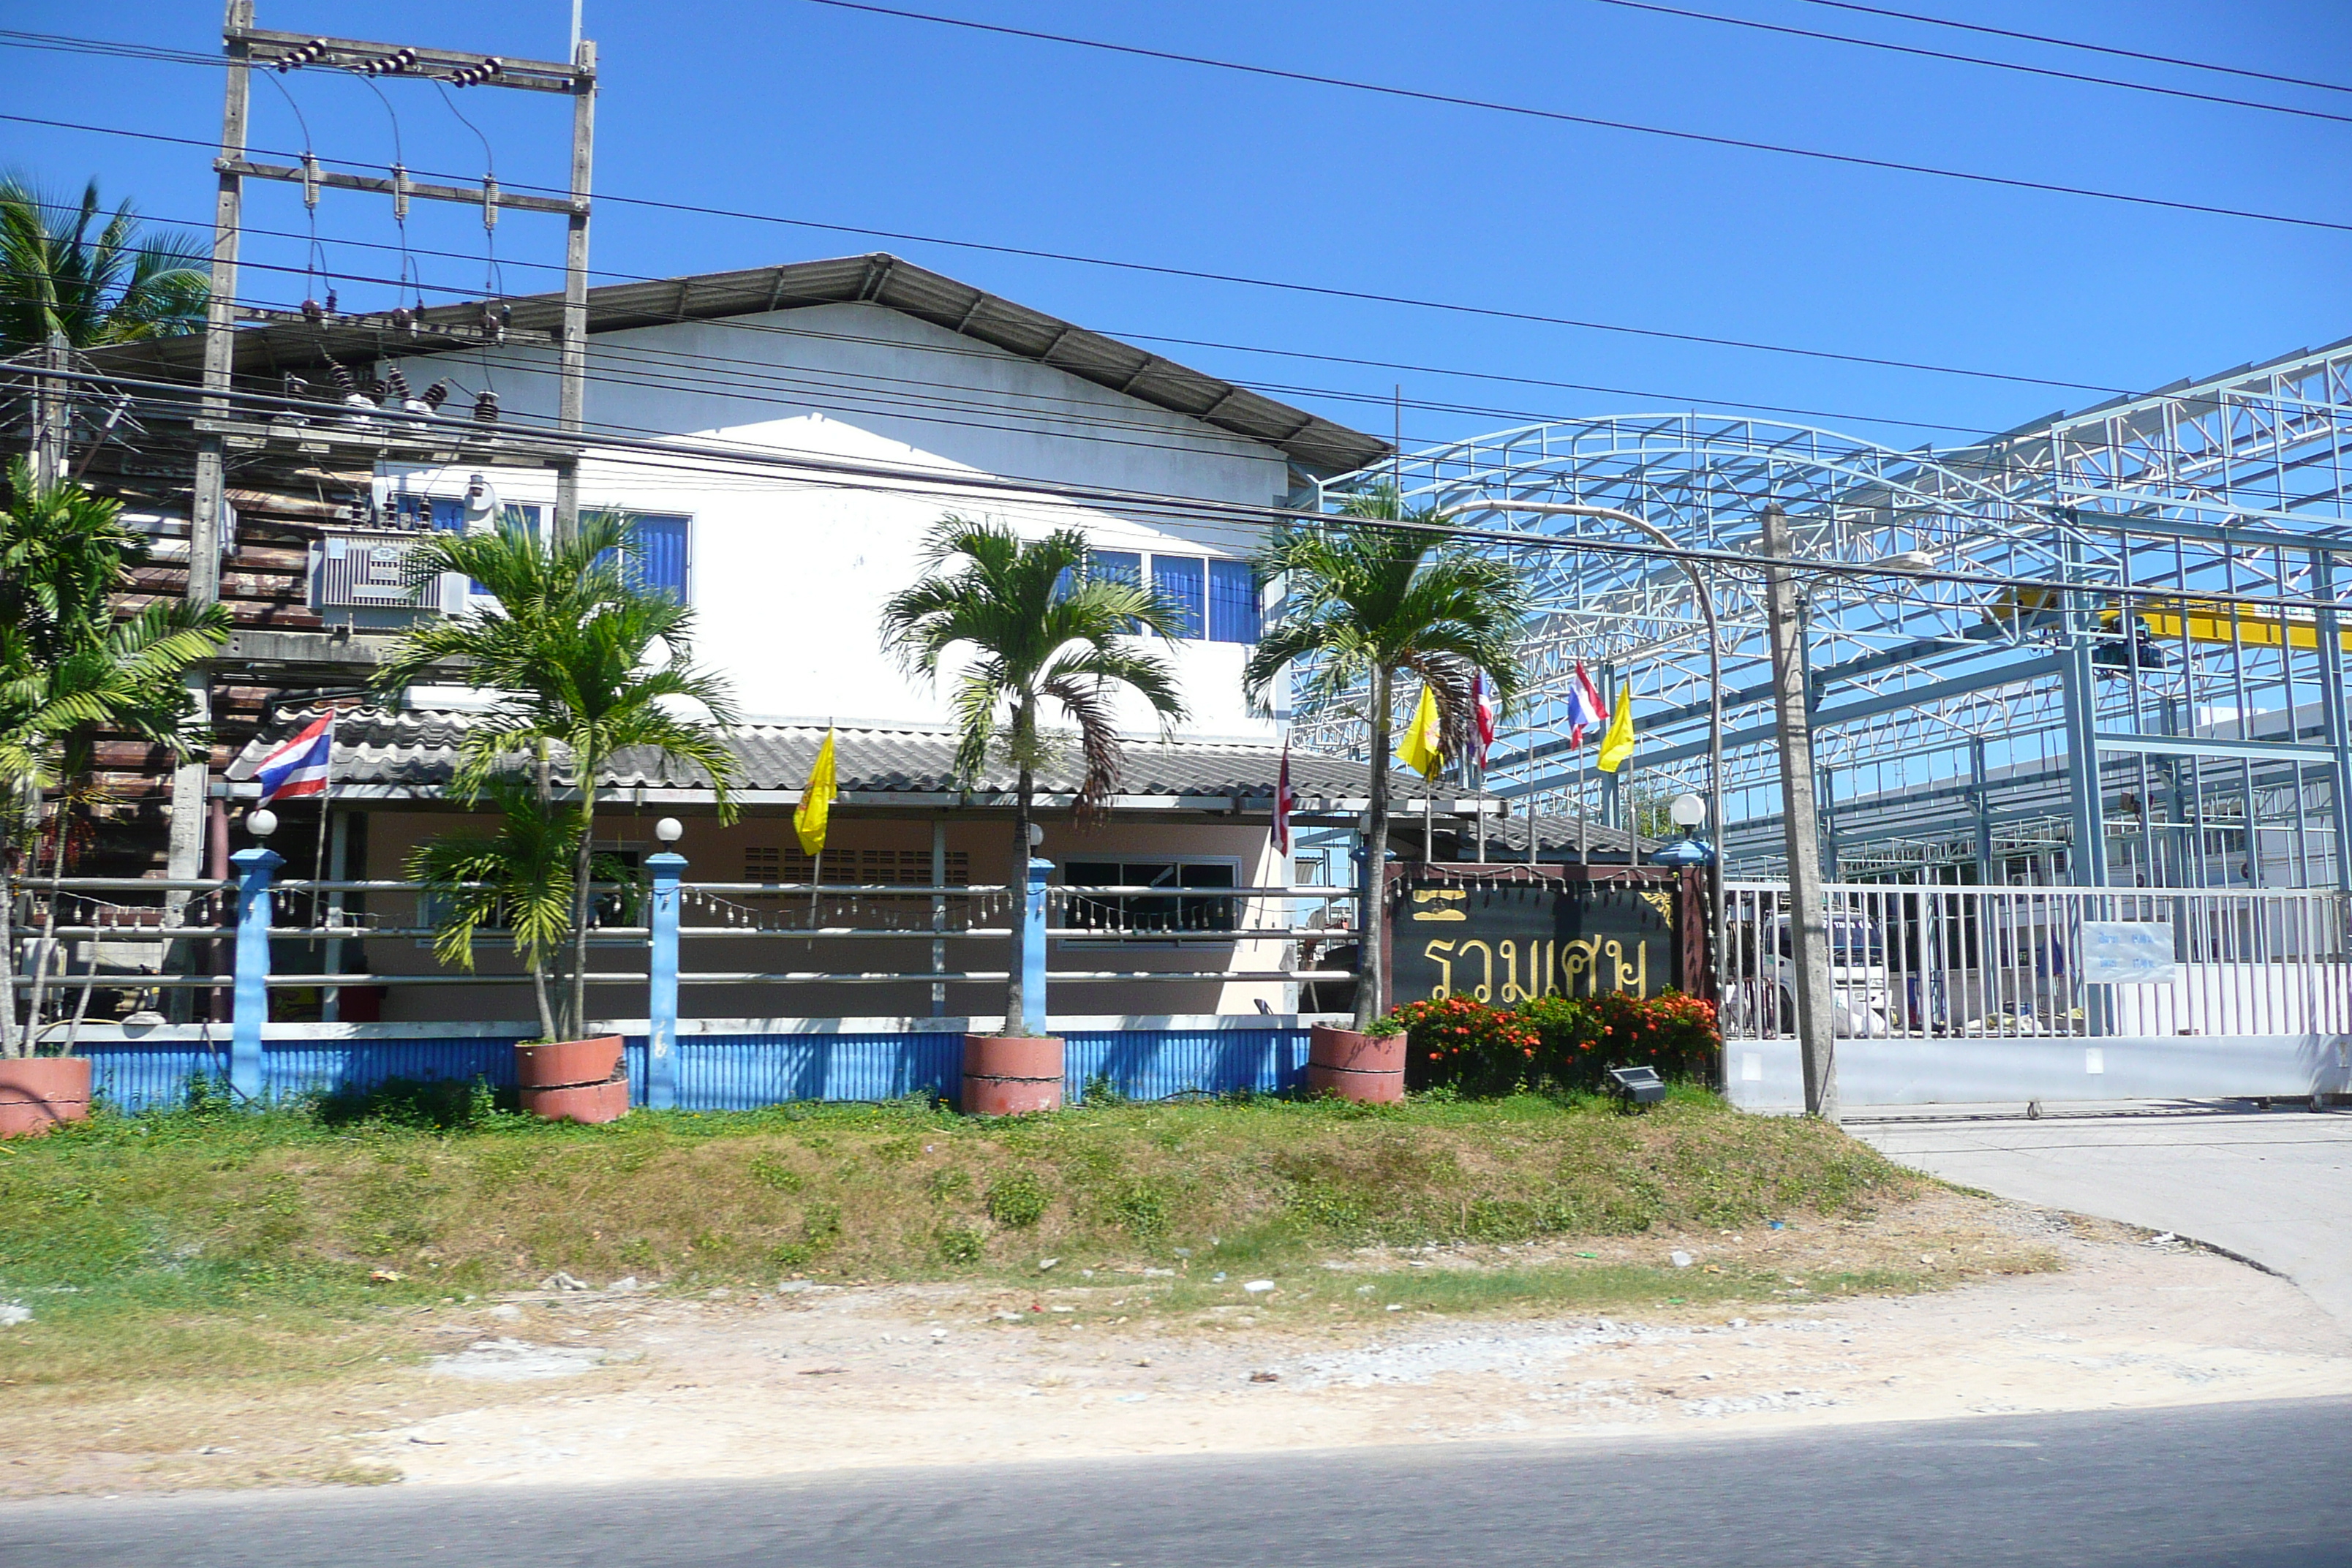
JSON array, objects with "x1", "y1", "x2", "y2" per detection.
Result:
[{"x1": 1719, "y1": 881, "x2": 2352, "y2": 1107}]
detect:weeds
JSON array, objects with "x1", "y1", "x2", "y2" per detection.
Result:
[{"x1": 0, "y1": 1086, "x2": 1926, "y2": 1390}]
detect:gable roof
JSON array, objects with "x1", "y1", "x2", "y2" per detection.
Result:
[{"x1": 82, "y1": 253, "x2": 1390, "y2": 478}]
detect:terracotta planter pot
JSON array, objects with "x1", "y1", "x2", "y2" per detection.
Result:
[
  {"x1": 1307, "y1": 1025, "x2": 1406, "y2": 1104},
  {"x1": 519, "y1": 1079, "x2": 632, "y2": 1125},
  {"x1": 0, "y1": 1056, "x2": 92, "y2": 1139},
  {"x1": 961, "y1": 1033, "x2": 1064, "y2": 1116},
  {"x1": 1308, "y1": 1025, "x2": 1406, "y2": 1075},
  {"x1": 515, "y1": 1036, "x2": 625, "y2": 1090},
  {"x1": 1306, "y1": 1061, "x2": 1406, "y2": 1104}
]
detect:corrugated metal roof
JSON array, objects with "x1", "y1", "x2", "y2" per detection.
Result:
[
  {"x1": 227, "y1": 708, "x2": 1438, "y2": 804},
  {"x1": 82, "y1": 254, "x2": 1389, "y2": 476}
]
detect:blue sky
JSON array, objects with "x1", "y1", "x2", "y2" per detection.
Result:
[{"x1": 6, "y1": 1, "x2": 2347, "y2": 458}]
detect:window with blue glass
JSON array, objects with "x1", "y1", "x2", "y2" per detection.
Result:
[
  {"x1": 1207, "y1": 559, "x2": 1259, "y2": 644},
  {"x1": 1151, "y1": 555, "x2": 1205, "y2": 639},
  {"x1": 626, "y1": 514, "x2": 690, "y2": 604},
  {"x1": 1087, "y1": 550, "x2": 1141, "y2": 590}
]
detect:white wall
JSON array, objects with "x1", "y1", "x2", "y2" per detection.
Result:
[{"x1": 382, "y1": 303, "x2": 1294, "y2": 739}]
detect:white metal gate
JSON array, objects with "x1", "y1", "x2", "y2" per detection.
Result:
[{"x1": 1719, "y1": 881, "x2": 2352, "y2": 1107}]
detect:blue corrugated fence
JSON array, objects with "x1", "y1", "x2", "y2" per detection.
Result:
[{"x1": 72, "y1": 1022, "x2": 1316, "y2": 1114}]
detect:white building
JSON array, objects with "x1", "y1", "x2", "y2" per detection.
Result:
[{"x1": 176, "y1": 256, "x2": 1412, "y2": 1022}]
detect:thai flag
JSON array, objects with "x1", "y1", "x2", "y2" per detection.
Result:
[
  {"x1": 255, "y1": 712, "x2": 334, "y2": 804},
  {"x1": 1471, "y1": 673, "x2": 1497, "y2": 769},
  {"x1": 1272, "y1": 742, "x2": 1296, "y2": 856},
  {"x1": 1567, "y1": 663, "x2": 1606, "y2": 747}
]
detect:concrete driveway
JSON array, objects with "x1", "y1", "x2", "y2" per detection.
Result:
[{"x1": 1849, "y1": 1101, "x2": 2352, "y2": 1327}]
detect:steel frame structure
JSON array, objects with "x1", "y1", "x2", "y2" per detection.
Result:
[{"x1": 1306, "y1": 336, "x2": 2352, "y2": 891}]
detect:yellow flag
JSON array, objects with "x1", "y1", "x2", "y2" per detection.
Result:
[
  {"x1": 1396, "y1": 683, "x2": 1444, "y2": 779},
  {"x1": 794, "y1": 729, "x2": 838, "y2": 855},
  {"x1": 1597, "y1": 685, "x2": 1636, "y2": 774}
]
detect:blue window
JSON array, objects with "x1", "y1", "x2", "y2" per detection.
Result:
[
  {"x1": 1152, "y1": 556, "x2": 1205, "y2": 639},
  {"x1": 1088, "y1": 550, "x2": 1141, "y2": 591},
  {"x1": 1208, "y1": 559, "x2": 1259, "y2": 644},
  {"x1": 429, "y1": 497, "x2": 466, "y2": 532},
  {"x1": 627, "y1": 514, "x2": 690, "y2": 604},
  {"x1": 1088, "y1": 551, "x2": 1142, "y2": 630}
]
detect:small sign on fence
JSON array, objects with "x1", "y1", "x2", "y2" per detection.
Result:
[{"x1": 2077, "y1": 921, "x2": 2179, "y2": 985}]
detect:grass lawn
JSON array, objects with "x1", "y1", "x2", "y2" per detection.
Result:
[{"x1": 0, "y1": 1084, "x2": 2014, "y2": 1395}]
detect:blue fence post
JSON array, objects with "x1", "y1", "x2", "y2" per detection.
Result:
[
  {"x1": 1023, "y1": 857, "x2": 1052, "y2": 1037},
  {"x1": 647, "y1": 847, "x2": 685, "y2": 1111},
  {"x1": 230, "y1": 845, "x2": 282, "y2": 1101}
]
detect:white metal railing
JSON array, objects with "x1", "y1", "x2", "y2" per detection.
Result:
[
  {"x1": 1721, "y1": 881, "x2": 2352, "y2": 1041},
  {"x1": 6, "y1": 878, "x2": 1360, "y2": 996}
]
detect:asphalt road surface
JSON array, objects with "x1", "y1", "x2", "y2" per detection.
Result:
[
  {"x1": 7, "y1": 1397, "x2": 2348, "y2": 1567},
  {"x1": 1850, "y1": 1100, "x2": 2352, "y2": 1326}
]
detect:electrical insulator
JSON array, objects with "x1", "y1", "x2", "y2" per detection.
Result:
[
  {"x1": 277, "y1": 37, "x2": 328, "y2": 71},
  {"x1": 324, "y1": 288, "x2": 339, "y2": 315},
  {"x1": 301, "y1": 297, "x2": 324, "y2": 325},
  {"x1": 330, "y1": 363, "x2": 357, "y2": 393},
  {"x1": 382, "y1": 367, "x2": 411, "y2": 404},
  {"x1": 388, "y1": 48, "x2": 418, "y2": 72},
  {"x1": 421, "y1": 380, "x2": 451, "y2": 411},
  {"x1": 391, "y1": 305, "x2": 414, "y2": 333},
  {"x1": 472, "y1": 390, "x2": 500, "y2": 423}
]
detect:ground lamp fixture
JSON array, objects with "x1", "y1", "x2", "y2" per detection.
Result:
[
  {"x1": 244, "y1": 808, "x2": 279, "y2": 840},
  {"x1": 1605, "y1": 1065, "x2": 1667, "y2": 1107},
  {"x1": 655, "y1": 817, "x2": 683, "y2": 845}
]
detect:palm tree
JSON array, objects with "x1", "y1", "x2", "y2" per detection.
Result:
[
  {"x1": 404, "y1": 777, "x2": 615, "y2": 1046},
  {"x1": 879, "y1": 518, "x2": 1187, "y2": 1034},
  {"x1": 0, "y1": 460, "x2": 229, "y2": 1055},
  {"x1": 1242, "y1": 486, "x2": 1530, "y2": 1030},
  {"x1": 1, "y1": 177, "x2": 209, "y2": 354},
  {"x1": 374, "y1": 513, "x2": 742, "y2": 1041}
]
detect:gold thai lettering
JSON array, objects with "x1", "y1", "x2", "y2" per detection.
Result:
[
  {"x1": 1499, "y1": 940, "x2": 1522, "y2": 1003},
  {"x1": 1561, "y1": 936, "x2": 1602, "y2": 996},
  {"x1": 1422, "y1": 940, "x2": 1455, "y2": 999},
  {"x1": 1458, "y1": 939, "x2": 1494, "y2": 1003},
  {"x1": 1606, "y1": 939, "x2": 1649, "y2": 998}
]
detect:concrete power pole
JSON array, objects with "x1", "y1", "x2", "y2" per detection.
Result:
[
  {"x1": 167, "y1": 5, "x2": 597, "y2": 1011},
  {"x1": 162, "y1": 0, "x2": 254, "y2": 1017},
  {"x1": 1760, "y1": 504, "x2": 1839, "y2": 1122},
  {"x1": 31, "y1": 332, "x2": 70, "y2": 486}
]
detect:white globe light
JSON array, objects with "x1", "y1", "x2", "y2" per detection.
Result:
[
  {"x1": 246, "y1": 807, "x2": 279, "y2": 839},
  {"x1": 1668, "y1": 793, "x2": 1707, "y2": 829},
  {"x1": 655, "y1": 817, "x2": 684, "y2": 844},
  {"x1": 1028, "y1": 821, "x2": 1046, "y2": 847}
]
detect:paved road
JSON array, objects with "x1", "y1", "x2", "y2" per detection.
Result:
[
  {"x1": 1850, "y1": 1100, "x2": 2352, "y2": 1326},
  {"x1": 5, "y1": 1398, "x2": 2348, "y2": 1567}
]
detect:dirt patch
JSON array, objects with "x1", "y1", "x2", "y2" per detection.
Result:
[{"x1": 5, "y1": 1191, "x2": 2345, "y2": 1496}]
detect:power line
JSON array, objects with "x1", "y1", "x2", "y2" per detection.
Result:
[
  {"x1": 1586, "y1": 0, "x2": 2352, "y2": 126},
  {"x1": 794, "y1": 0, "x2": 2352, "y2": 235},
  {"x1": 1791, "y1": 0, "x2": 2352, "y2": 100},
  {"x1": 42, "y1": 368, "x2": 2350, "y2": 618},
  {"x1": 12, "y1": 195, "x2": 2008, "y2": 440},
  {"x1": 0, "y1": 105, "x2": 2138, "y2": 397}
]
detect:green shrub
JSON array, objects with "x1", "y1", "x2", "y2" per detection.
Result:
[
  {"x1": 986, "y1": 1169, "x2": 1049, "y2": 1229},
  {"x1": 1387, "y1": 996, "x2": 1544, "y2": 1095},
  {"x1": 1382, "y1": 991, "x2": 1722, "y2": 1096},
  {"x1": 1525, "y1": 990, "x2": 1719, "y2": 1090}
]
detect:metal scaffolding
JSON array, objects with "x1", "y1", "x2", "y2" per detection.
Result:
[{"x1": 1305, "y1": 336, "x2": 2352, "y2": 891}]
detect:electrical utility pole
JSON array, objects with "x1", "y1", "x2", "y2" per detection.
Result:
[
  {"x1": 1760, "y1": 504, "x2": 1839, "y2": 1122},
  {"x1": 168, "y1": 4, "x2": 598, "y2": 949}
]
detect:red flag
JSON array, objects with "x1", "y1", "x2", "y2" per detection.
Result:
[
  {"x1": 1273, "y1": 742, "x2": 1296, "y2": 856},
  {"x1": 1472, "y1": 673, "x2": 1496, "y2": 769}
]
